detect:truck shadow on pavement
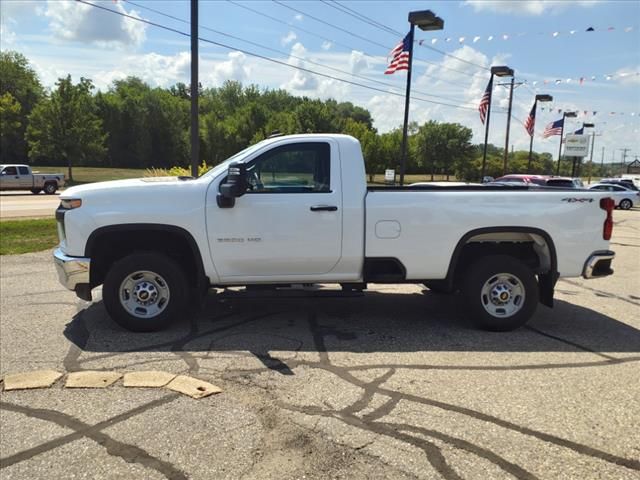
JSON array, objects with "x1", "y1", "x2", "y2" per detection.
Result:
[{"x1": 64, "y1": 289, "x2": 640, "y2": 358}]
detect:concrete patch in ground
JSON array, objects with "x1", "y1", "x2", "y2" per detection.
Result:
[
  {"x1": 2, "y1": 370, "x2": 63, "y2": 391},
  {"x1": 65, "y1": 371, "x2": 122, "y2": 388},
  {"x1": 123, "y1": 370, "x2": 176, "y2": 388},
  {"x1": 165, "y1": 375, "x2": 222, "y2": 399}
]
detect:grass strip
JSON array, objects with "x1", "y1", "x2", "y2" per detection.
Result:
[{"x1": 0, "y1": 218, "x2": 58, "y2": 255}]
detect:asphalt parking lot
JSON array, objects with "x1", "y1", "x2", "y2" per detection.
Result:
[{"x1": 1, "y1": 210, "x2": 639, "y2": 480}]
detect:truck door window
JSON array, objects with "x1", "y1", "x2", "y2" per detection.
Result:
[
  {"x1": 3, "y1": 166, "x2": 17, "y2": 175},
  {"x1": 18, "y1": 167, "x2": 29, "y2": 175},
  {"x1": 247, "y1": 142, "x2": 331, "y2": 193}
]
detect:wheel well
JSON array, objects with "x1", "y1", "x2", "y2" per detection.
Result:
[
  {"x1": 446, "y1": 229, "x2": 556, "y2": 295},
  {"x1": 86, "y1": 226, "x2": 206, "y2": 289}
]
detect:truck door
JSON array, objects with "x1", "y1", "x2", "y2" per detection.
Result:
[
  {"x1": 18, "y1": 166, "x2": 32, "y2": 189},
  {"x1": 0, "y1": 166, "x2": 21, "y2": 190},
  {"x1": 207, "y1": 140, "x2": 343, "y2": 280}
]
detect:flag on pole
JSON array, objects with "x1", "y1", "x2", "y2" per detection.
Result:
[
  {"x1": 384, "y1": 33, "x2": 411, "y2": 75},
  {"x1": 574, "y1": 127, "x2": 584, "y2": 135},
  {"x1": 524, "y1": 102, "x2": 536, "y2": 137},
  {"x1": 543, "y1": 118, "x2": 564, "y2": 138},
  {"x1": 478, "y1": 77, "x2": 493, "y2": 124}
]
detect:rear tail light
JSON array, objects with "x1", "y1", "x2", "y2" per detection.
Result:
[{"x1": 600, "y1": 197, "x2": 614, "y2": 240}]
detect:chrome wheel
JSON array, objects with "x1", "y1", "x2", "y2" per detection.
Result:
[
  {"x1": 480, "y1": 272, "x2": 525, "y2": 318},
  {"x1": 119, "y1": 270, "x2": 170, "y2": 319}
]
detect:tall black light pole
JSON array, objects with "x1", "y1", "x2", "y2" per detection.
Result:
[
  {"x1": 399, "y1": 10, "x2": 443, "y2": 186},
  {"x1": 580, "y1": 122, "x2": 595, "y2": 179},
  {"x1": 481, "y1": 66, "x2": 513, "y2": 180},
  {"x1": 190, "y1": 0, "x2": 199, "y2": 178},
  {"x1": 527, "y1": 94, "x2": 553, "y2": 171},
  {"x1": 555, "y1": 111, "x2": 577, "y2": 175}
]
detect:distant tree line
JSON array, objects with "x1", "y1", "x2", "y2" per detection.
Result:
[{"x1": 1, "y1": 51, "x2": 610, "y2": 181}]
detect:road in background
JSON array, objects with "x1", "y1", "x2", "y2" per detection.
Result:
[{"x1": 0, "y1": 192, "x2": 59, "y2": 219}]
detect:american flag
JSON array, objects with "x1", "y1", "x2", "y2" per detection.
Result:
[
  {"x1": 574, "y1": 127, "x2": 584, "y2": 135},
  {"x1": 478, "y1": 77, "x2": 493, "y2": 124},
  {"x1": 524, "y1": 102, "x2": 536, "y2": 137},
  {"x1": 384, "y1": 33, "x2": 411, "y2": 75},
  {"x1": 543, "y1": 118, "x2": 564, "y2": 138}
]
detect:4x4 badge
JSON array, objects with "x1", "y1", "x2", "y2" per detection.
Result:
[{"x1": 561, "y1": 198, "x2": 594, "y2": 203}]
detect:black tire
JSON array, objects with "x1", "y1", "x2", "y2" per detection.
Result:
[
  {"x1": 619, "y1": 199, "x2": 632, "y2": 210},
  {"x1": 461, "y1": 255, "x2": 538, "y2": 332},
  {"x1": 103, "y1": 252, "x2": 189, "y2": 332},
  {"x1": 30, "y1": 188, "x2": 42, "y2": 194},
  {"x1": 44, "y1": 182, "x2": 57, "y2": 195}
]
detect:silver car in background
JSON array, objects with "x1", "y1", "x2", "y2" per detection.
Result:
[{"x1": 588, "y1": 183, "x2": 639, "y2": 210}]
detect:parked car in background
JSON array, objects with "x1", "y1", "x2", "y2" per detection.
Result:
[
  {"x1": 0, "y1": 164, "x2": 65, "y2": 194},
  {"x1": 544, "y1": 177, "x2": 583, "y2": 188},
  {"x1": 589, "y1": 183, "x2": 639, "y2": 210},
  {"x1": 494, "y1": 174, "x2": 548, "y2": 185},
  {"x1": 600, "y1": 178, "x2": 639, "y2": 191}
]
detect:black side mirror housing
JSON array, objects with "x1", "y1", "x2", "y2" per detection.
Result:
[{"x1": 217, "y1": 162, "x2": 248, "y2": 208}]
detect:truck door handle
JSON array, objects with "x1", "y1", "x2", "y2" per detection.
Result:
[{"x1": 310, "y1": 205, "x2": 338, "y2": 212}]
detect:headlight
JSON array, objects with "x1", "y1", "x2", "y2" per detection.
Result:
[{"x1": 60, "y1": 199, "x2": 82, "y2": 209}]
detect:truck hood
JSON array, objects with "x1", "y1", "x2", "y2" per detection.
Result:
[{"x1": 60, "y1": 177, "x2": 184, "y2": 198}]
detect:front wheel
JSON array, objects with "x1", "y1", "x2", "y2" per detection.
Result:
[
  {"x1": 30, "y1": 188, "x2": 42, "y2": 194},
  {"x1": 103, "y1": 252, "x2": 189, "y2": 332},
  {"x1": 619, "y1": 199, "x2": 632, "y2": 210},
  {"x1": 461, "y1": 255, "x2": 538, "y2": 331}
]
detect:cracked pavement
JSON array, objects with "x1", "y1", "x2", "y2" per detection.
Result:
[{"x1": 1, "y1": 209, "x2": 639, "y2": 479}]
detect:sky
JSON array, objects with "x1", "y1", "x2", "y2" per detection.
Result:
[{"x1": 2, "y1": 0, "x2": 640, "y2": 163}]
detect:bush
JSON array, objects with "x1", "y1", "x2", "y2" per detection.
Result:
[{"x1": 145, "y1": 162, "x2": 211, "y2": 177}]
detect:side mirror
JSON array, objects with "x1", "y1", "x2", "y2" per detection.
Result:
[{"x1": 217, "y1": 162, "x2": 248, "y2": 208}]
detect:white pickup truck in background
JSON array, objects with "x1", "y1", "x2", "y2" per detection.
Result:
[
  {"x1": 54, "y1": 134, "x2": 616, "y2": 332},
  {"x1": 0, "y1": 164, "x2": 65, "y2": 194}
]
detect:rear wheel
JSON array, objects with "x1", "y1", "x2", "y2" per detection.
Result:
[
  {"x1": 103, "y1": 252, "x2": 189, "y2": 332},
  {"x1": 619, "y1": 199, "x2": 632, "y2": 210},
  {"x1": 44, "y1": 182, "x2": 57, "y2": 195},
  {"x1": 461, "y1": 255, "x2": 538, "y2": 331}
]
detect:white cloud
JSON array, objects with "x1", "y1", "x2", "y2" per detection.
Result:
[
  {"x1": 209, "y1": 51, "x2": 250, "y2": 86},
  {"x1": 294, "y1": 13, "x2": 303, "y2": 21},
  {"x1": 0, "y1": 22, "x2": 16, "y2": 47},
  {"x1": 349, "y1": 50, "x2": 368, "y2": 74},
  {"x1": 464, "y1": 0, "x2": 600, "y2": 16},
  {"x1": 615, "y1": 67, "x2": 640, "y2": 86},
  {"x1": 43, "y1": 0, "x2": 146, "y2": 47},
  {"x1": 321, "y1": 41, "x2": 332, "y2": 51},
  {"x1": 281, "y1": 31, "x2": 297, "y2": 46},
  {"x1": 283, "y1": 43, "x2": 318, "y2": 91}
]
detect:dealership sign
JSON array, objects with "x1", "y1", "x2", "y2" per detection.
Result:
[{"x1": 564, "y1": 134, "x2": 590, "y2": 157}]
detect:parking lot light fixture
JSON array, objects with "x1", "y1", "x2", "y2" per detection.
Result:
[
  {"x1": 556, "y1": 111, "x2": 578, "y2": 175},
  {"x1": 399, "y1": 10, "x2": 444, "y2": 186},
  {"x1": 527, "y1": 94, "x2": 553, "y2": 171}
]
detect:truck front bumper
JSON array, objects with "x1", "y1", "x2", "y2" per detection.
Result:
[
  {"x1": 53, "y1": 248, "x2": 92, "y2": 300},
  {"x1": 582, "y1": 250, "x2": 615, "y2": 279}
]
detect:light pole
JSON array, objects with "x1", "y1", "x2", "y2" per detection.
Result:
[
  {"x1": 398, "y1": 10, "x2": 444, "y2": 186},
  {"x1": 480, "y1": 65, "x2": 513, "y2": 180},
  {"x1": 527, "y1": 94, "x2": 553, "y2": 171},
  {"x1": 502, "y1": 75, "x2": 515, "y2": 175},
  {"x1": 555, "y1": 111, "x2": 577, "y2": 175}
]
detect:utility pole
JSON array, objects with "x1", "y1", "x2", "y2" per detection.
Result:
[
  {"x1": 619, "y1": 148, "x2": 631, "y2": 175},
  {"x1": 190, "y1": 0, "x2": 199, "y2": 178},
  {"x1": 497, "y1": 79, "x2": 523, "y2": 175},
  {"x1": 600, "y1": 146, "x2": 605, "y2": 179}
]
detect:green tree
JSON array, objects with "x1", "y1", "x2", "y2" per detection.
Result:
[
  {"x1": 26, "y1": 75, "x2": 106, "y2": 181},
  {"x1": 415, "y1": 121, "x2": 474, "y2": 181},
  {"x1": 0, "y1": 51, "x2": 44, "y2": 164}
]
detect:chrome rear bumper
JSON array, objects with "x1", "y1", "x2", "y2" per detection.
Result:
[
  {"x1": 582, "y1": 251, "x2": 615, "y2": 279},
  {"x1": 53, "y1": 247, "x2": 90, "y2": 290}
]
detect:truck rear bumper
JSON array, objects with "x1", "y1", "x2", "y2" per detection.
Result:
[
  {"x1": 582, "y1": 250, "x2": 615, "y2": 279},
  {"x1": 53, "y1": 248, "x2": 92, "y2": 300}
]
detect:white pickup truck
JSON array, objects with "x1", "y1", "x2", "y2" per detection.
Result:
[
  {"x1": 0, "y1": 164, "x2": 65, "y2": 194},
  {"x1": 53, "y1": 134, "x2": 615, "y2": 332}
]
